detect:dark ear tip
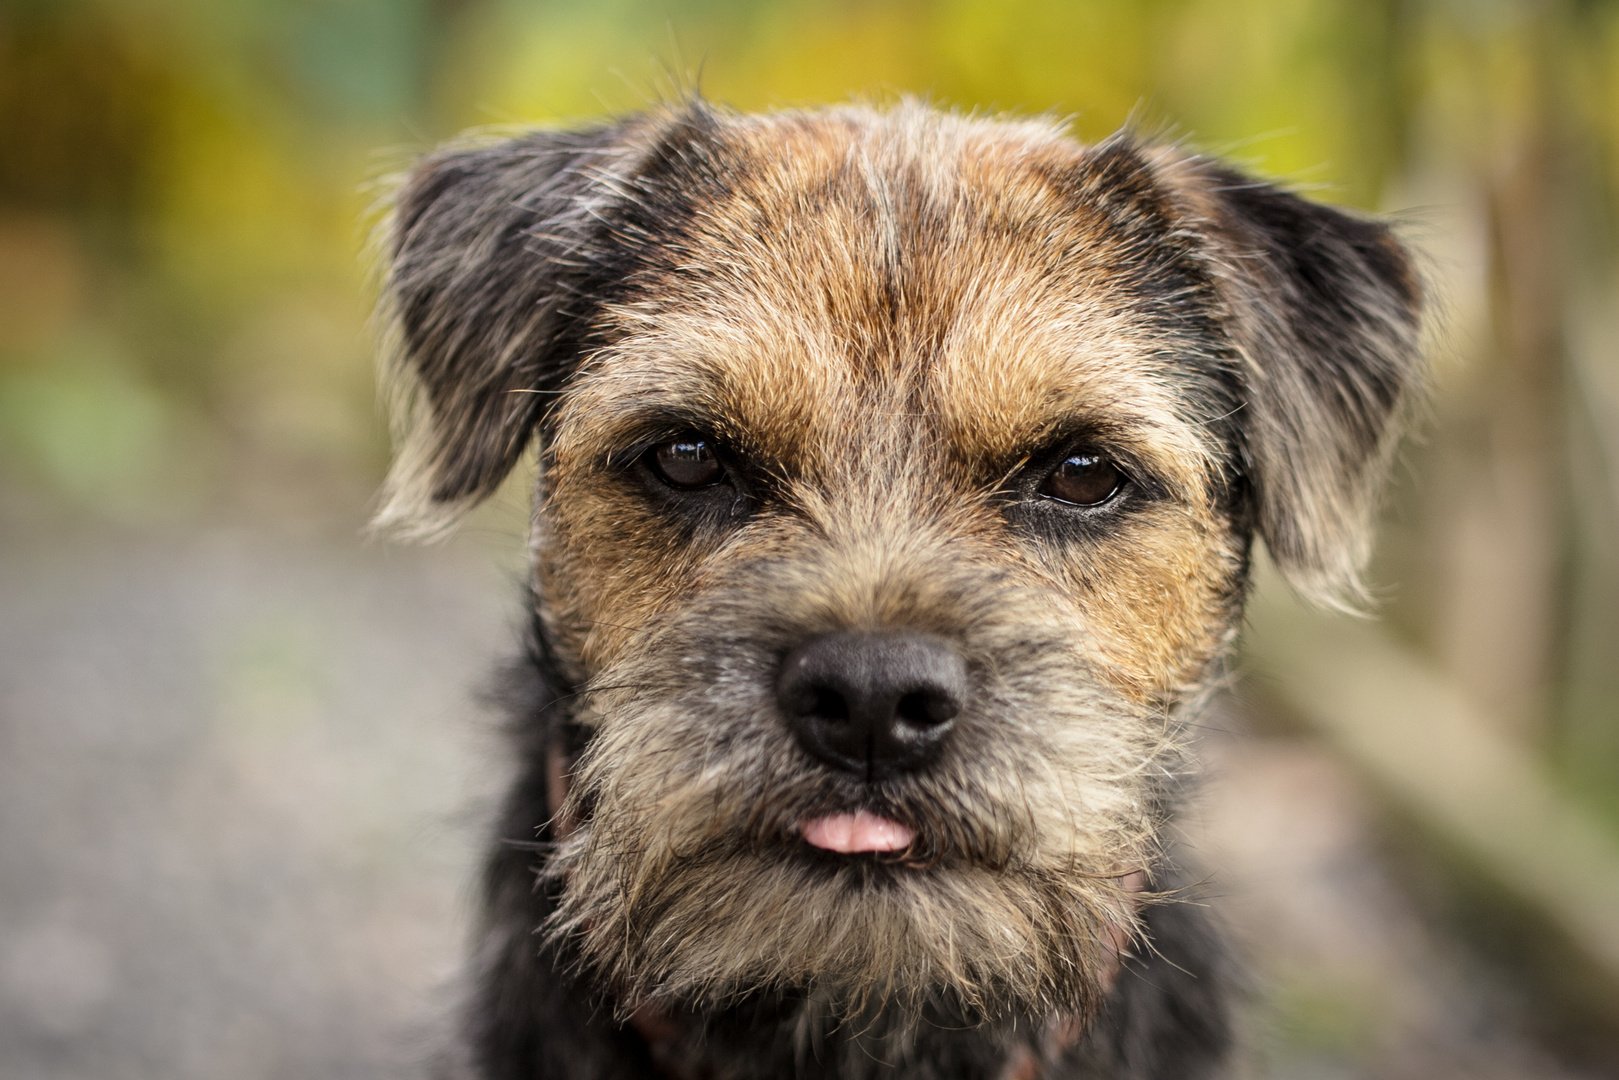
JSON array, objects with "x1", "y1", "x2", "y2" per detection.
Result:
[
  {"x1": 394, "y1": 158, "x2": 473, "y2": 250},
  {"x1": 427, "y1": 390, "x2": 546, "y2": 506},
  {"x1": 1171, "y1": 157, "x2": 1427, "y2": 605},
  {"x1": 373, "y1": 120, "x2": 661, "y2": 539}
]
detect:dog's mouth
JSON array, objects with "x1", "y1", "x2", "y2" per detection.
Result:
[{"x1": 798, "y1": 810, "x2": 915, "y2": 854}]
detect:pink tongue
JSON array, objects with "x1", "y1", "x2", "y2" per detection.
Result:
[{"x1": 801, "y1": 811, "x2": 915, "y2": 853}]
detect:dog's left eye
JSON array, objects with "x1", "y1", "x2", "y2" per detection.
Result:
[
  {"x1": 1039, "y1": 453, "x2": 1123, "y2": 506},
  {"x1": 648, "y1": 437, "x2": 727, "y2": 489}
]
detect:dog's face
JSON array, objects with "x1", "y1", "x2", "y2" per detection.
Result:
[{"x1": 374, "y1": 103, "x2": 1421, "y2": 1023}]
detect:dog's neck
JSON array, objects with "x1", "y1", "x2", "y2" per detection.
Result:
[
  {"x1": 540, "y1": 730, "x2": 1109, "y2": 1080},
  {"x1": 624, "y1": 998, "x2": 1092, "y2": 1080}
]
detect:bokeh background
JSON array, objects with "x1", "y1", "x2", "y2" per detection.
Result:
[{"x1": 3, "y1": 1, "x2": 1618, "y2": 1077}]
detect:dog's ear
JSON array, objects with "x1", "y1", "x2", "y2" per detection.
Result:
[
  {"x1": 1165, "y1": 156, "x2": 1425, "y2": 609},
  {"x1": 371, "y1": 122, "x2": 646, "y2": 539}
]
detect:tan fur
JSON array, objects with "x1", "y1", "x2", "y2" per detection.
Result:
[{"x1": 530, "y1": 106, "x2": 1243, "y2": 1018}]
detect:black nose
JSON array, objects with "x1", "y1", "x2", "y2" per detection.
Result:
[{"x1": 777, "y1": 633, "x2": 967, "y2": 780}]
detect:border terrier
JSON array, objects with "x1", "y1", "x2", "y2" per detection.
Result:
[{"x1": 372, "y1": 99, "x2": 1423, "y2": 1080}]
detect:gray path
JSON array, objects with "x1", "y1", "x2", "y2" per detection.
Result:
[{"x1": 0, "y1": 522, "x2": 522, "y2": 1080}]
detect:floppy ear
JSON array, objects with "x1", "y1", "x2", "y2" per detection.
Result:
[
  {"x1": 1168, "y1": 158, "x2": 1425, "y2": 609},
  {"x1": 371, "y1": 121, "x2": 646, "y2": 539}
]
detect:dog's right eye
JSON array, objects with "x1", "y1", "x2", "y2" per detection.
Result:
[{"x1": 648, "y1": 438, "x2": 727, "y2": 489}]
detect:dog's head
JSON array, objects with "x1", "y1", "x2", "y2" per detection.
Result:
[{"x1": 374, "y1": 102, "x2": 1421, "y2": 1022}]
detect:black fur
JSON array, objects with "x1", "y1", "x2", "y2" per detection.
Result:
[{"x1": 387, "y1": 121, "x2": 635, "y2": 506}]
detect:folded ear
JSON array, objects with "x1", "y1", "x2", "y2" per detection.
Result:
[
  {"x1": 1166, "y1": 157, "x2": 1426, "y2": 609},
  {"x1": 371, "y1": 121, "x2": 646, "y2": 539}
]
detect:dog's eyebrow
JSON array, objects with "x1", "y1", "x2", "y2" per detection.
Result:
[
  {"x1": 591, "y1": 405, "x2": 762, "y2": 466},
  {"x1": 931, "y1": 371, "x2": 1230, "y2": 504},
  {"x1": 970, "y1": 420, "x2": 1176, "y2": 499},
  {"x1": 922, "y1": 298, "x2": 1237, "y2": 506},
  {"x1": 549, "y1": 381, "x2": 806, "y2": 475},
  {"x1": 548, "y1": 339, "x2": 853, "y2": 477}
]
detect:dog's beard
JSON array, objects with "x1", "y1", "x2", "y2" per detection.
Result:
[{"x1": 542, "y1": 594, "x2": 1181, "y2": 1023}]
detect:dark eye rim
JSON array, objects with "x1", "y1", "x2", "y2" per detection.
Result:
[
  {"x1": 1038, "y1": 451, "x2": 1126, "y2": 507},
  {"x1": 1013, "y1": 439, "x2": 1153, "y2": 517},
  {"x1": 615, "y1": 429, "x2": 752, "y2": 512}
]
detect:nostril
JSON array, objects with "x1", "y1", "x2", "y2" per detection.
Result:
[
  {"x1": 895, "y1": 689, "x2": 958, "y2": 729},
  {"x1": 811, "y1": 687, "x2": 849, "y2": 722}
]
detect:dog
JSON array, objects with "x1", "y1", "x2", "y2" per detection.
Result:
[{"x1": 371, "y1": 99, "x2": 1424, "y2": 1080}]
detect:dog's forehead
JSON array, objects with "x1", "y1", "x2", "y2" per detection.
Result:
[{"x1": 558, "y1": 108, "x2": 1221, "y2": 486}]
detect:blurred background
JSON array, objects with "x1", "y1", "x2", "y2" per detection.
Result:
[{"x1": 1, "y1": 0, "x2": 1617, "y2": 1077}]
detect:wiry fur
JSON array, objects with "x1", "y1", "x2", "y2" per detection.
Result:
[
  {"x1": 550, "y1": 537, "x2": 1172, "y2": 1018},
  {"x1": 1155, "y1": 155, "x2": 1426, "y2": 609},
  {"x1": 372, "y1": 99, "x2": 1424, "y2": 1079},
  {"x1": 373, "y1": 119, "x2": 652, "y2": 538}
]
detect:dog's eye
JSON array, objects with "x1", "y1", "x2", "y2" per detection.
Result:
[
  {"x1": 649, "y1": 438, "x2": 726, "y2": 489},
  {"x1": 1039, "y1": 454, "x2": 1123, "y2": 506}
]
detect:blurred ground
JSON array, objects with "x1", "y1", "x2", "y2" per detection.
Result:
[
  {"x1": 1192, "y1": 720, "x2": 1591, "y2": 1079},
  {"x1": 0, "y1": 511, "x2": 521, "y2": 1080},
  {"x1": 0, "y1": 509, "x2": 1601, "y2": 1079}
]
